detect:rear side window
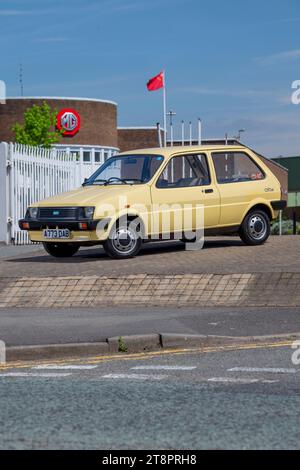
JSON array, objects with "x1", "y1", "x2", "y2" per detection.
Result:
[
  {"x1": 211, "y1": 152, "x2": 265, "y2": 184},
  {"x1": 156, "y1": 153, "x2": 211, "y2": 188}
]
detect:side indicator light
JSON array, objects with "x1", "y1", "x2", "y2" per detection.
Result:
[
  {"x1": 21, "y1": 222, "x2": 30, "y2": 230},
  {"x1": 79, "y1": 223, "x2": 88, "y2": 230}
]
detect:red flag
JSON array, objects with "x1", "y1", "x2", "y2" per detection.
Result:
[{"x1": 147, "y1": 71, "x2": 164, "y2": 91}]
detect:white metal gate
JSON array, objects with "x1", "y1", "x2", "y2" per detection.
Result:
[{"x1": 5, "y1": 143, "x2": 111, "y2": 244}]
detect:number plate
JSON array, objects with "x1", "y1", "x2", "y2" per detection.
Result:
[{"x1": 43, "y1": 229, "x2": 70, "y2": 239}]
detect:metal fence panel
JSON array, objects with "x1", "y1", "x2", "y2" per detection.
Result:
[{"x1": 6, "y1": 143, "x2": 108, "y2": 244}]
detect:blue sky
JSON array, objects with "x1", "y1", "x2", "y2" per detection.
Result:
[{"x1": 1, "y1": 0, "x2": 300, "y2": 156}]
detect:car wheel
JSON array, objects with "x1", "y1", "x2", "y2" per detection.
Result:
[
  {"x1": 103, "y1": 218, "x2": 143, "y2": 259},
  {"x1": 239, "y1": 209, "x2": 270, "y2": 246},
  {"x1": 43, "y1": 242, "x2": 80, "y2": 258}
]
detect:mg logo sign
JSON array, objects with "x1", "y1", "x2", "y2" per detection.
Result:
[
  {"x1": 56, "y1": 108, "x2": 80, "y2": 136},
  {"x1": 61, "y1": 112, "x2": 77, "y2": 131}
]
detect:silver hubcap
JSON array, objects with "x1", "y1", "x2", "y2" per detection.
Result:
[
  {"x1": 248, "y1": 214, "x2": 267, "y2": 240},
  {"x1": 111, "y1": 227, "x2": 137, "y2": 254}
]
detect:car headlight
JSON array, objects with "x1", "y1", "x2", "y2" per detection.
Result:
[
  {"x1": 84, "y1": 207, "x2": 95, "y2": 219},
  {"x1": 28, "y1": 207, "x2": 38, "y2": 219}
]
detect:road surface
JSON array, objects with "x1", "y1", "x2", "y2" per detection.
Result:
[
  {"x1": 0, "y1": 306, "x2": 299, "y2": 346},
  {"x1": 0, "y1": 341, "x2": 299, "y2": 449}
]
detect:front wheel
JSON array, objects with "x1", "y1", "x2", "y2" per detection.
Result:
[
  {"x1": 239, "y1": 210, "x2": 270, "y2": 246},
  {"x1": 103, "y1": 218, "x2": 142, "y2": 259},
  {"x1": 43, "y1": 242, "x2": 80, "y2": 258}
]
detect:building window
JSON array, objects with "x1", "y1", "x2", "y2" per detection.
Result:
[
  {"x1": 95, "y1": 151, "x2": 101, "y2": 163},
  {"x1": 83, "y1": 151, "x2": 91, "y2": 163}
]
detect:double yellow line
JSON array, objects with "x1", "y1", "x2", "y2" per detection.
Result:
[{"x1": 0, "y1": 339, "x2": 294, "y2": 372}]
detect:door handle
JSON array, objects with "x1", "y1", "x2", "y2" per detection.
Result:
[{"x1": 202, "y1": 188, "x2": 214, "y2": 194}]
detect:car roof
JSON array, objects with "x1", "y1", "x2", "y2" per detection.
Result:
[{"x1": 119, "y1": 145, "x2": 248, "y2": 156}]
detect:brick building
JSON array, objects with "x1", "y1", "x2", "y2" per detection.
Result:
[{"x1": 0, "y1": 97, "x2": 161, "y2": 157}]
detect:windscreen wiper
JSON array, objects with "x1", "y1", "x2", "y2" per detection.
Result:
[
  {"x1": 122, "y1": 178, "x2": 144, "y2": 184},
  {"x1": 104, "y1": 177, "x2": 129, "y2": 185},
  {"x1": 83, "y1": 179, "x2": 108, "y2": 186}
]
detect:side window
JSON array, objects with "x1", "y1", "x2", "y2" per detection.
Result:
[
  {"x1": 156, "y1": 154, "x2": 211, "y2": 188},
  {"x1": 212, "y1": 152, "x2": 265, "y2": 184}
]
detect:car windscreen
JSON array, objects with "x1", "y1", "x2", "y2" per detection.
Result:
[{"x1": 84, "y1": 154, "x2": 164, "y2": 185}]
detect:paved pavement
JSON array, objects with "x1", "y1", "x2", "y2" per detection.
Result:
[
  {"x1": 0, "y1": 242, "x2": 41, "y2": 259},
  {"x1": 0, "y1": 343, "x2": 299, "y2": 449},
  {"x1": 0, "y1": 236, "x2": 299, "y2": 277},
  {"x1": 0, "y1": 306, "x2": 299, "y2": 346}
]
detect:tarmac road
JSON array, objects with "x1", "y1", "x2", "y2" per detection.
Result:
[
  {"x1": 0, "y1": 306, "x2": 299, "y2": 346},
  {"x1": 0, "y1": 342, "x2": 299, "y2": 449}
]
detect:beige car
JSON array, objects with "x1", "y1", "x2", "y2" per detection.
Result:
[{"x1": 19, "y1": 145, "x2": 286, "y2": 259}]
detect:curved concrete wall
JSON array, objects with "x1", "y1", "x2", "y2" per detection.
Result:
[{"x1": 0, "y1": 97, "x2": 118, "y2": 148}]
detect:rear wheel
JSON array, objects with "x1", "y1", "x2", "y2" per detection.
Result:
[
  {"x1": 239, "y1": 209, "x2": 270, "y2": 246},
  {"x1": 43, "y1": 242, "x2": 80, "y2": 258},
  {"x1": 103, "y1": 218, "x2": 143, "y2": 259}
]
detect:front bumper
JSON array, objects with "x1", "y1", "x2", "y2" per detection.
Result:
[
  {"x1": 18, "y1": 218, "x2": 111, "y2": 243},
  {"x1": 18, "y1": 218, "x2": 105, "y2": 231}
]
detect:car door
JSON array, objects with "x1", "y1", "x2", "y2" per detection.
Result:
[
  {"x1": 150, "y1": 152, "x2": 220, "y2": 238},
  {"x1": 211, "y1": 150, "x2": 267, "y2": 226}
]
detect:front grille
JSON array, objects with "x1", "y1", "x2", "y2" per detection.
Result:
[{"x1": 38, "y1": 207, "x2": 79, "y2": 220}]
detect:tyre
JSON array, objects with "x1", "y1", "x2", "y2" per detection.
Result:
[
  {"x1": 43, "y1": 242, "x2": 80, "y2": 258},
  {"x1": 103, "y1": 218, "x2": 143, "y2": 259},
  {"x1": 239, "y1": 209, "x2": 270, "y2": 246}
]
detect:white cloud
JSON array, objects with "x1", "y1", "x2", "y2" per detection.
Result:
[
  {"x1": 102, "y1": 0, "x2": 184, "y2": 14},
  {"x1": 255, "y1": 49, "x2": 300, "y2": 65},
  {"x1": 177, "y1": 86, "x2": 270, "y2": 97},
  {"x1": 272, "y1": 17, "x2": 300, "y2": 24},
  {"x1": 0, "y1": 9, "x2": 30, "y2": 16},
  {"x1": 33, "y1": 37, "x2": 68, "y2": 43},
  {"x1": 174, "y1": 86, "x2": 287, "y2": 104},
  {"x1": 0, "y1": 7, "x2": 57, "y2": 17}
]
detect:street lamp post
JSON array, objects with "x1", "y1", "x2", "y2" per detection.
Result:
[
  {"x1": 198, "y1": 118, "x2": 202, "y2": 145},
  {"x1": 181, "y1": 120, "x2": 185, "y2": 146},
  {"x1": 234, "y1": 129, "x2": 246, "y2": 141},
  {"x1": 166, "y1": 110, "x2": 176, "y2": 146}
]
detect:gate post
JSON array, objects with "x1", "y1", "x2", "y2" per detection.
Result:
[{"x1": 0, "y1": 142, "x2": 11, "y2": 244}]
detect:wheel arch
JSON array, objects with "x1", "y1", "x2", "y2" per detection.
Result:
[
  {"x1": 111, "y1": 212, "x2": 147, "y2": 238},
  {"x1": 242, "y1": 202, "x2": 274, "y2": 223}
]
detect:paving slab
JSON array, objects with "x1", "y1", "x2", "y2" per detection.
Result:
[{"x1": 0, "y1": 236, "x2": 299, "y2": 277}]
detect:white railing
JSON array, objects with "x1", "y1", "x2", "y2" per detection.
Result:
[{"x1": 0, "y1": 142, "x2": 116, "y2": 244}]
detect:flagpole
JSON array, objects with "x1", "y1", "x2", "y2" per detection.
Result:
[{"x1": 163, "y1": 70, "x2": 167, "y2": 147}]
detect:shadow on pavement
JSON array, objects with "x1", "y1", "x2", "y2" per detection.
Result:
[{"x1": 6, "y1": 238, "x2": 245, "y2": 264}]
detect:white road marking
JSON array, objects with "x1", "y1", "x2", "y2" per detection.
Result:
[
  {"x1": 102, "y1": 373, "x2": 167, "y2": 380},
  {"x1": 228, "y1": 367, "x2": 297, "y2": 374},
  {"x1": 208, "y1": 377, "x2": 278, "y2": 384},
  {"x1": 32, "y1": 364, "x2": 98, "y2": 370},
  {"x1": 0, "y1": 372, "x2": 72, "y2": 377},
  {"x1": 131, "y1": 365, "x2": 196, "y2": 371}
]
